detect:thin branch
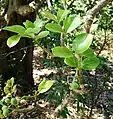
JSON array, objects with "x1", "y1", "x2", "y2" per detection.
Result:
[
  {"x1": 85, "y1": 0, "x2": 113, "y2": 33},
  {"x1": 0, "y1": 45, "x2": 54, "y2": 59},
  {"x1": 46, "y1": 0, "x2": 53, "y2": 11},
  {"x1": 97, "y1": 30, "x2": 107, "y2": 56}
]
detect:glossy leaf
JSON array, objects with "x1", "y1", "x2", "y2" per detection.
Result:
[
  {"x1": 7, "y1": 35, "x2": 21, "y2": 48},
  {"x1": 52, "y1": 46, "x2": 73, "y2": 58},
  {"x1": 42, "y1": 11, "x2": 58, "y2": 22},
  {"x1": 35, "y1": 31, "x2": 49, "y2": 39},
  {"x1": 63, "y1": 16, "x2": 81, "y2": 33},
  {"x1": 80, "y1": 48, "x2": 94, "y2": 57},
  {"x1": 7, "y1": 78, "x2": 14, "y2": 87},
  {"x1": 3, "y1": 25, "x2": 25, "y2": 35},
  {"x1": 57, "y1": 9, "x2": 69, "y2": 23},
  {"x1": 38, "y1": 79, "x2": 53, "y2": 94},
  {"x1": 45, "y1": 23, "x2": 62, "y2": 33},
  {"x1": 64, "y1": 57, "x2": 78, "y2": 67},
  {"x1": 34, "y1": 19, "x2": 44, "y2": 28},
  {"x1": 12, "y1": 85, "x2": 17, "y2": 93},
  {"x1": 25, "y1": 28, "x2": 41, "y2": 34},
  {"x1": 82, "y1": 56, "x2": 100, "y2": 70},
  {"x1": 72, "y1": 33, "x2": 93, "y2": 54},
  {"x1": 23, "y1": 20, "x2": 34, "y2": 28}
]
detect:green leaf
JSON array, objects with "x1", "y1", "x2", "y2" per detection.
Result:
[
  {"x1": 25, "y1": 28, "x2": 41, "y2": 34},
  {"x1": 80, "y1": 48, "x2": 94, "y2": 57},
  {"x1": 64, "y1": 57, "x2": 78, "y2": 67},
  {"x1": 3, "y1": 108, "x2": 9, "y2": 117},
  {"x1": 7, "y1": 35, "x2": 21, "y2": 48},
  {"x1": 82, "y1": 56, "x2": 100, "y2": 70},
  {"x1": 24, "y1": 28, "x2": 41, "y2": 39},
  {"x1": 42, "y1": 11, "x2": 58, "y2": 22},
  {"x1": 52, "y1": 46, "x2": 73, "y2": 58},
  {"x1": 4, "y1": 87, "x2": 10, "y2": 94},
  {"x1": 70, "y1": 82, "x2": 79, "y2": 90},
  {"x1": 38, "y1": 79, "x2": 53, "y2": 94},
  {"x1": 57, "y1": 9, "x2": 69, "y2": 23},
  {"x1": 12, "y1": 85, "x2": 17, "y2": 93},
  {"x1": 34, "y1": 19, "x2": 44, "y2": 28},
  {"x1": 0, "y1": 101, "x2": 3, "y2": 106},
  {"x1": 7, "y1": 77, "x2": 14, "y2": 87},
  {"x1": 63, "y1": 16, "x2": 81, "y2": 33},
  {"x1": 45, "y1": 23, "x2": 62, "y2": 33},
  {"x1": 35, "y1": 31, "x2": 49, "y2": 39},
  {"x1": 72, "y1": 33, "x2": 93, "y2": 54},
  {"x1": 5, "y1": 98, "x2": 10, "y2": 104},
  {"x1": 3, "y1": 25, "x2": 25, "y2": 35},
  {"x1": 23, "y1": 20, "x2": 34, "y2": 28}
]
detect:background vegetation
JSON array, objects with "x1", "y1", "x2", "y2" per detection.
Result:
[{"x1": 0, "y1": 0, "x2": 113, "y2": 119}]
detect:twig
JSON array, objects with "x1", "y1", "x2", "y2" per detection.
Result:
[
  {"x1": 97, "y1": 29, "x2": 107, "y2": 56},
  {"x1": 60, "y1": 33, "x2": 64, "y2": 46}
]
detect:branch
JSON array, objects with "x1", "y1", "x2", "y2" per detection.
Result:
[
  {"x1": 46, "y1": 0, "x2": 53, "y2": 11},
  {"x1": 85, "y1": 0, "x2": 113, "y2": 33}
]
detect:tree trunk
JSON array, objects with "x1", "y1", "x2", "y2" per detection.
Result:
[{"x1": 0, "y1": 0, "x2": 36, "y2": 93}]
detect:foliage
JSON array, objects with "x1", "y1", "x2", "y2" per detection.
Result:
[
  {"x1": 1, "y1": 0, "x2": 113, "y2": 118},
  {"x1": 3, "y1": 19, "x2": 49, "y2": 47},
  {"x1": 0, "y1": 78, "x2": 53, "y2": 118}
]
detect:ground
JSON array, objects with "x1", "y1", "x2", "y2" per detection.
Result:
[{"x1": 9, "y1": 42, "x2": 113, "y2": 119}]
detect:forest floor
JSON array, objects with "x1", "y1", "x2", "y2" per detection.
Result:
[
  {"x1": 32, "y1": 45, "x2": 113, "y2": 119},
  {"x1": 9, "y1": 43, "x2": 113, "y2": 119}
]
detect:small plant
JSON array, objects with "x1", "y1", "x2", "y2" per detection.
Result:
[
  {"x1": 42, "y1": 8, "x2": 100, "y2": 115},
  {"x1": 0, "y1": 78, "x2": 18, "y2": 118},
  {"x1": 43, "y1": 8, "x2": 100, "y2": 90},
  {"x1": 0, "y1": 78, "x2": 53, "y2": 118}
]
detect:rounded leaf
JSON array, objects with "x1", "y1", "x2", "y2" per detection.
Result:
[
  {"x1": 42, "y1": 11, "x2": 58, "y2": 22},
  {"x1": 72, "y1": 33, "x2": 93, "y2": 54},
  {"x1": 82, "y1": 56, "x2": 100, "y2": 70},
  {"x1": 35, "y1": 31, "x2": 49, "y2": 39},
  {"x1": 3, "y1": 25, "x2": 25, "y2": 35},
  {"x1": 52, "y1": 46, "x2": 73, "y2": 58},
  {"x1": 23, "y1": 20, "x2": 34, "y2": 28},
  {"x1": 80, "y1": 48, "x2": 94, "y2": 57},
  {"x1": 7, "y1": 35, "x2": 21, "y2": 48},
  {"x1": 45, "y1": 23, "x2": 62, "y2": 33},
  {"x1": 38, "y1": 80, "x2": 53, "y2": 94},
  {"x1": 57, "y1": 9, "x2": 69, "y2": 23},
  {"x1": 64, "y1": 16, "x2": 81, "y2": 33},
  {"x1": 2, "y1": 105, "x2": 8, "y2": 111},
  {"x1": 3, "y1": 109, "x2": 9, "y2": 117},
  {"x1": 64, "y1": 57, "x2": 78, "y2": 67}
]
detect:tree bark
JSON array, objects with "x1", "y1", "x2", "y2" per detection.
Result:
[
  {"x1": 0, "y1": 0, "x2": 38, "y2": 93},
  {"x1": 85, "y1": 0, "x2": 113, "y2": 33}
]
